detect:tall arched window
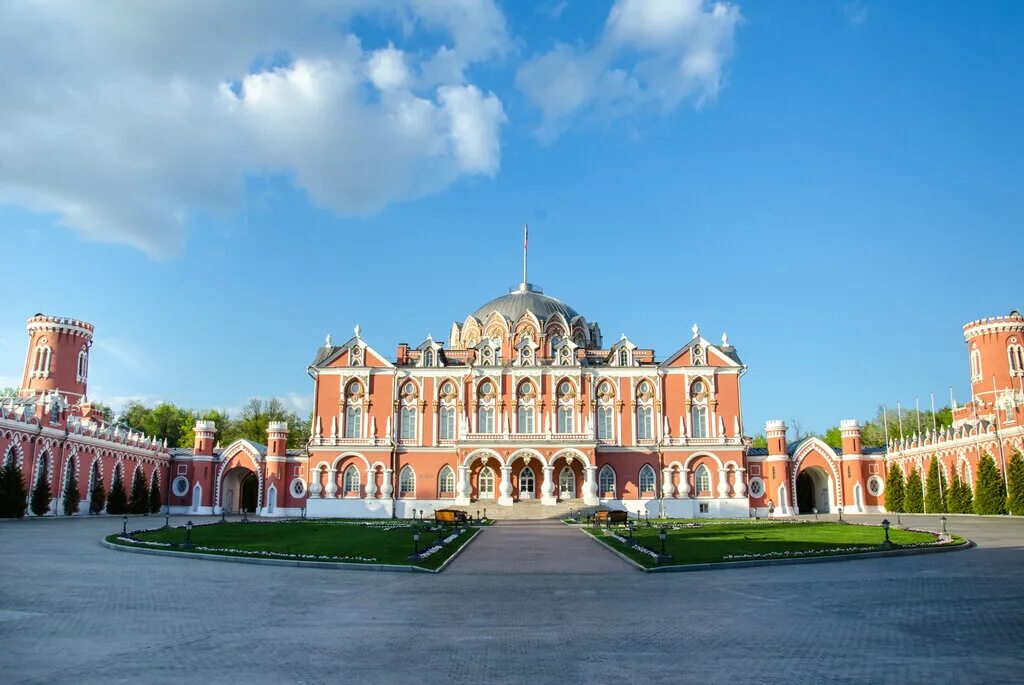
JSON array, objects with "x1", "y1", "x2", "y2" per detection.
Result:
[
  {"x1": 639, "y1": 464, "x2": 656, "y2": 494},
  {"x1": 438, "y1": 465, "x2": 455, "y2": 496},
  {"x1": 690, "y1": 380, "x2": 709, "y2": 439},
  {"x1": 1008, "y1": 343, "x2": 1024, "y2": 375},
  {"x1": 399, "y1": 465, "x2": 415, "y2": 496},
  {"x1": 695, "y1": 464, "x2": 712, "y2": 494},
  {"x1": 399, "y1": 382, "x2": 418, "y2": 442},
  {"x1": 519, "y1": 466, "x2": 536, "y2": 497},
  {"x1": 970, "y1": 346, "x2": 982, "y2": 381},
  {"x1": 31, "y1": 340, "x2": 52, "y2": 378},
  {"x1": 76, "y1": 346, "x2": 89, "y2": 383},
  {"x1": 635, "y1": 380, "x2": 655, "y2": 441},
  {"x1": 343, "y1": 465, "x2": 360, "y2": 495},
  {"x1": 556, "y1": 381, "x2": 575, "y2": 433},
  {"x1": 598, "y1": 465, "x2": 616, "y2": 497},
  {"x1": 424, "y1": 349, "x2": 434, "y2": 367},
  {"x1": 478, "y1": 466, "x2": 495, "y2": 498},
  {"x1": 344, "y1": 381, "x2": 363, "y2": 438},
  {"x1": 516, "y1": 381, "x2": 536, "y2": 433},
  {"x1": 477, "y1": 380, "x2": 496, "y2": 433},
  {"x1": 559, "y1": 466, "x2": 576, "y2": 498},
  {"x1": 438, "y1": 381, "x2": 457, "y2": 440},
  {"x1": 619, "y1": 348, "x2": 629, "y2": 366},
  {"x1": 596, "y1": 380, "x2": 615, "y2": 441}
]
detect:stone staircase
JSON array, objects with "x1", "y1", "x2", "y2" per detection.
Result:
[{"x1": 472, "y1": 500, "x2": 601, "y2": 520}]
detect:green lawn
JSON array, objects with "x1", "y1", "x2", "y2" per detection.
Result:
[
  {"x1": 587, "y1": 521, "x2": 955, "y2": 568},
  {"x1": 107, "y1": 520, "x2": 478, "y2": 570}
]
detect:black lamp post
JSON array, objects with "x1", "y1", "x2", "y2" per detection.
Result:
[
  {"x1": 838, "y1": 507, "x2": 843, "y2": 523},
  {"x1": 941, "y1": 515, "x2": 947, "y2": 534},
  {"x1": 483, "y1": 507, "x2": 487, "y2": 520},
  {"x1": 412, "y1": 529, "x2": 421, "y2": 555},
  {"x1": 220, "y1": 507, "x2": 226, "y2": 523},
  {"x1": 476, "y1": 509, "x2": 480, "y2": 522},
  {"x1": 241, "y1": 506, "x2": 248, "y2": 523},
  {"x1": 164, "y1": 512, "x2": 170, "y2": 529},
  {"x1": 880, "y1": 518, "x2": 892, "y2": 549},
  {"x1": 627, "y1": 521, "x2": 634, "y2": 540},
  {"x1": 812, "y1": 507, "x2": 818, "y2": 521},
  {"x1": 183, "y1": 520, "x2": 194, "y2": 550},
  {"x1": 659, "y1": 527, "x2": 667, "y2": 554},
  {"x1": 122, "y1": 514, "x2": 128, "y2": 535}
]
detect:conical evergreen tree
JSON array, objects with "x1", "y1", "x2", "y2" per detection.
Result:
[
  {"x1": 1006, "y1": 451, "x2": 1024, "y2": 516},
  {"x1": 884, "y1": 462, "x2": 905, "y2": 513},
  {"x1": 89, "y1": 472, "x2": 106, "y2": 514},
  {"x1": 924, "y1": 458, "x2": 945, "y2": 513},
  {"x1": 973, "y1": 452, "x2": 1007, "y2": 515},
  {"x1": 61, "y1": 464, "x2": 80, "y2": 516},
  {"x1": 128, "y1": 467, "x2": 149, "y2": 515},
  {"x1": 960, "y1": 472, "x2": 974, "y2": 513},
  {"x1": 29, "y1": 459, "x2": 51, "y2": 516},
  {"x1": 904, "y1": 466, "x2": 924, "y2": 513},
  {"x1": 148, "y1": 474, "x2": 162, "y2": 514},
  {"x1": 0, "y1": 459, "x2": 28, "y2": 518},
  {"x1": 938, "y1": 466, "x2": 949, "y2": 513},
  {"x1": 945, "y1": 471, "x2": 962, "y2": 513},
  {"x1": 106, "y1": 467, "x2": 128, "y2": 515}
]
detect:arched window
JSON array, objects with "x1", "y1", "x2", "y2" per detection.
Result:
[
  {"x1": 695, "y1": 464, "x2": 712, "y2": 494},
  {"x1": 76, "y1": 347, "x2": 89, "y2": 383},
  {"x1": 619, "y1": 348, "x2": 629, "y2": 366},
  {"x1": 516, "y1": 381, "x2": 536, "y2": 433},
  {"x1": 597, "y1": 406, "x2": 614, "y2": 440},
  {"x1": 438, "y1": 465, "x2": 455, "y2": 496},
  {"x1": 424, "y1": 349, "x2": 434, "y2": 367},
  {"x1": 32, "y1": 340, "x2": 52, "y2": 378},
  {"x1": 519, "y1": 466, "x2": 535, "y2": 496},
  {"x1": 343, "y1": 465, "x2": 360, "y2": 495},
  {"x1": 517, "y1": 404, "x2": 535, "y2": 433},
  {"x1": 398, "y1": 465, "x2": 415, "y2": 496},
  {"x1": 970, "y1": 346, "x2": 982, "y2": 381},
  {"x1": 439, "y1": 406, "x2": 455, "y2": 440},
  {"x1": 400, "y1": 406, "x2": 417, "y2": 441},
  {"x1": 639, "y1": 464, "x2": 656, "y2": 494},
  {"x1": 690, "y1": 380, "x2": 709, "y2": 439},
  {"x1": 636, "y1": 406, "x2": 653, "y2": 440},
  {"x1": 559, "y1": 466, "x2": 575, "y2": 498},
  {"x1": 478, "y1": 466, "x2": 495, "y2": 497},
  {"x1": 1008, "y1": 343, "x2": 1024, "y2": 375},
  {"x1": 557, "y1": 406, "x2": 574, "y2": 433},
  {"x1": 344, "y1": 381, "x2": 363, "y2": 438},
  {"x1": 556, "y1": 381, "x2": 574, "y2": 433},
  {"x1": 349, "y1": 346, "x2": 363, "y2": 367},
  {"x1": 598, "y1": 465, "x2": 616, "y2": 497},
  {"x1": 477, "y1": 380, "x2": 496, "y2": 433}
]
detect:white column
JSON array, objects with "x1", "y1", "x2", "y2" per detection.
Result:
[
  {"x1": 541, "y1": 465, "x2": 556, "y2": 505},
  {"x1": 498, "y1": 465, "x2": 514, "y2": 506},
  {"x1": 717, "y1": 469, "x2": 730, "y2": 498},
  {"x1": 733, "y1": 468, "x2": 746, "y2": 497},
  {"x1": 365, "y1": 468, "x2": 377, "y2": 498},
  {"x1": 679, "y1": 468, "x2": 691, "y2": 497},
  {"x1": 325, "y1": 469, "x2": 338, "y2": 498},
  {"x1": 309, "y1": 470, "x2": 323, "y2": 498},
  {"x1": 661, "y1": 468, "x2": 675, "y2": 497},
  {"x1": 380, "y1": 468, "x2": 394, "y2": 498},
  {"x1": 582, "y1": 465, "x2": 599, "y2": 506},
  {"x1": 455, "y1": 465, "x2": 471, "y2": 505}
]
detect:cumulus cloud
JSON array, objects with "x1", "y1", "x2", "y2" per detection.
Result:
[
  {"x1": 0, "y1": 1, "x2": 509, "y2": 256},
  {"x1": 516, "y1": 0, "x2": 741, "y2": 140}
]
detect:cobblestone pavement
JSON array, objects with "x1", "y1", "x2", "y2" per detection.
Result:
[{"x1": 1, "y1": 514, "x2": 1022, "y2": 684}]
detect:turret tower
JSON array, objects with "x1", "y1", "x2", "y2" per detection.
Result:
[
  {"x1": 961, "y1": 310, "x2": 1024, "y2": 422},
  {"x1": 21, "y1": 314, "x2": 94, "y2": 402}
]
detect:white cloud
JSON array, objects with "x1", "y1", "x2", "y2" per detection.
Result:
[
  {"x1": 516, "y1": 0, "x2": 742, "y2": 140},
  {"x1": 0, "y1": 1, "x2": 509, "y2": 256}
]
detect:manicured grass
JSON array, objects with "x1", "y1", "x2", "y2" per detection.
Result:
[
  {"x1": 107, "y1": 519, "x2": 479, "y2": 570},
  {"x1": 586, "y1": 521, "x2": 954, "y2": 568}
]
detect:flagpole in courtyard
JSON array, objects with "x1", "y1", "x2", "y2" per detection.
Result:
[{"x1": 931, "y1": 392, "x2": 943, "y2": 499}]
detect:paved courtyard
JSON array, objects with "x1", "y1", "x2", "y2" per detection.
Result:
[{"x1": 1, "y1": 514, "x2": 1022, "y2": 684}]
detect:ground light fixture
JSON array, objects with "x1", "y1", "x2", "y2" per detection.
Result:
[
  {"x1": 941, "y1": 515, "x2": 948, "y2": 534},
  {"x1": 122, "y1": 514, "x2": 128, "y2": 535},
  {"x1": 626, "y1": 521, "x2": 634, "y2": 540},
  {"x1": 164, "y1": 513, "x2": 170, "y2": 529},
  {"x1": 812, "y1": 507, "x2": 818, "y2": 521},
  {"x1": 659, "y1": 528, "x2": 667, "y2": 554},
  {"x1": 220, "y1": 507, "x2": 226, "y2": 523},
  {"x1": 412, "y1": 529, "x2": 421, "y2": 555},
  {"x1": 241, "y1": 507, "x2": 248, "y2": 523},
  {"x1": 880, "y1": 519, "x2": 892, "y2": 550},
  {"x1": 183, "y1": 520, "x2": 194, "y2": 550},
  {"x1": 838, "y1": 507, "x2": 843, "y2": 522}
]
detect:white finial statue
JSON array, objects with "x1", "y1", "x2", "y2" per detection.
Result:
[
  {"x1": 354, "y1": 324, "x2": 361, "y2": 338},
  {"x1": 722, "y1": 332, "x2": 729, "y2": 346},
  {"x1": 325, "y1": 333, "x2": 332, "y2": 346},
  {"x1": 692, "y1": 323, "x2": 700, "y2": 338}
]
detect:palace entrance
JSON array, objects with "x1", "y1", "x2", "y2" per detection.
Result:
[
  {"x1": 796, "y1": 467, "x2": 832, "y2": 514},
  {"x1": 222, "y1": 467, "x2": 258, "y2": 513}
]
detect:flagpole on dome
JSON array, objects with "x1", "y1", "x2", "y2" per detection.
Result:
[{"x1": 522, "y1": 223, "x2": 529, "y2": 288}]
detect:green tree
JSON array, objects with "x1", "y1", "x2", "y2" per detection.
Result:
[
  {"x1": 61, "y1": 464, "x2": 80, "y2": 516},
  {"x1": 973, "y1": 453, "x2": 1007, "y2": 515},
  {"x1": 88, "y1": 465, "x2": 106, "y2": 515},
  {"x1": 106, "y1": 467, "x2": 128, "y2": 515},
  {"x1": 924, "y1": 458, "x2": 945, "y2": 513},
  {"x1": 860, "y1": 405, "x2": 955, "y2": 447},
  {"x1": 822, "y1": 426, "x2": 842, "y2": 450},
  {"x1": 128, "y1": 466, "x2": 149, "y2": 514},
  {"x1": 227, "y1": 398, "x2": 309, "y2": 448},
  {"x1": 0, "y1": 459, "x2": 28, "y2": 518},
  {"x1": 904, "y1": 466, "x2": 924, "y2": 513},
  {"x1": 1007, "y1": 451, "x2": 1024, "y2": 516},
  {"x1": 750, "y1": 433, "x2": 767, "y2": 449},
  {"x1": 148, "y1": 473, "x2": 162, "y2": 514},
  {"x1": 0, "y1": 386, "x2": 19, "y2": 399},
  {"x1": 29, "y1": 460, "x2": 51, "y2": 516},
  {"x1": 178, "y1": 409, "x2": 231, "y2": 450},
  {"x1": 884, "y1": 462, "x2": 904, "y2": 513}
]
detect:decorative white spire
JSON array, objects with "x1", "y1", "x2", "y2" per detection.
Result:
[
  {"x1": 354, "y1": 324, "x2": 361, "y2": 339},
  {"x1": 325, "y1": 333, "x2": 332, "y2": 346},
  {"x1": 692, "y1": 323, "x2": 700, "y2": 338},
  {"x1": 722, "y1": 331, "x2": 729, "y2": 346}
]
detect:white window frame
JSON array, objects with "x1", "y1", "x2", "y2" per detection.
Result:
[
  {"x1": 695, "y1": 464, "x2": 712, "y2": 494},
  {"x1": 598, "y1": 465, "x2": 616, "y2": 497},
  {"x1": 438, "y1": 465, "x2": 455, "y2": 496},
  {"x1": 342, "y1": 465, "x2": 360, "y2": 495},
  {"x1": 399, "y1": 465, "x2": 415, "y2": 496},
  {"x1": 478, "y1": 467, "x2": 495, "y2": 498},
  {"x1": 638, "y1": 464, "x2": 656, "y2": 494}
]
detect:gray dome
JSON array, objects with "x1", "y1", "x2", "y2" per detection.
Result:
[{"x1": 471, "y1": 283, "x2": 580, "y2": 322}]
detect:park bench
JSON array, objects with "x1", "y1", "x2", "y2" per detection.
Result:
[
  {"x1": 434, "y1": 509, "x2": 469, "y2": 525},
  {"x1": 592, "y1": 510, "x2": 629, "y2": 527}
]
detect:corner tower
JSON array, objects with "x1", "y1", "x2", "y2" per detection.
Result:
[
  {"x1": 20, "y1": 314, "x2": 95, "y2": 402},
  {"x1": 962, "y1": 310, "x2": 1024, "y2": 419}
]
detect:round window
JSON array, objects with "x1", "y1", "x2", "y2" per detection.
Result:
[
  {"x1": 747, "y1": 477, "x2": 765, "y2": 498},
  {"x1": 348, "y1": 381, "x2": 360, "y2": 393},
  {"x1": 442, "y1": 382, "x2": 453, "y2": 394},
  {"x1": 559, "y1": 382, "x2": 570, "y2": 394},
  {"x1": 290, "y1": 478, "x2": 307, "y2": 498},
  {"x1": 481, "y1": 382, "x2": 492, "y2": 394},
  {"x1": 639, "y1": 381, "x2": 649, "y2": 393},
  {"x1": 867, "y1": 475, "x2": 885, "y2": 497},
  {"x1": 692, "y1": 381, "x2": 705, "y2": 394},
  {"x1": 599, "y1": 382, "x2": 610, "y2": 394},
  {"x1": 171, "y1": 476, "x2": 189, "y2": 497}
]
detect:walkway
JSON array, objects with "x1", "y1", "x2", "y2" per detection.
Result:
[{"x1": 447, "y1": 520, "x2": 633, "y2": 574}]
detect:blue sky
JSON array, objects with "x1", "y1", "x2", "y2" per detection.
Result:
[{"x1": 1, "y1": 1, "x2": 1021, "y2": 433}]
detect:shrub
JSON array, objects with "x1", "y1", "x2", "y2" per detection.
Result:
[
  {"x1": 884, "y1": 462, "x2": 904, "y2": 513},
  {"x1": 0, "y1": 460, "x2": 28, "y2": 518},
  {"x1": 89, "y1": 476, "x2": 107, "y2": 515},
  {"x1": 61, "y1": 465, "x2": 80, "y2": 516},
  {"x1": 29, "y1": 460, "x2": 51, "y2": 516},
  {"x1": 904, "y1": 466, "x2": 924, "y2": 513},
  {"x1": 148, "y1": 475, "x2": 162, "y2": 514},
  {"x1": 1007, "y1": 451, "x2": 1024, "y2": 516},
  {"x1": 106, "y1": 468, "x2": 128, "y2": 515},
  {"x1": 973, "y1": 452, "x2": 1007, "y2": 515},
  {"x1": 128, "y1": 467, "x2": 149, "y2": 515},
  {"x1": 924, "y1": 458, "x2": 945, "y2": 513}
]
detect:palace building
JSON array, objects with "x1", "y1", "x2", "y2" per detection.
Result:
[{"x1": 5, "y1": 301, "x2": 1020, "y2": 520}]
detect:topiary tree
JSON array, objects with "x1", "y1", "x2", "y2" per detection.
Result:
[
  {"x1": 89, "y1": 473, "x2": 106, "y2": 514},
  {"x1": 924, "y1": 458, "x2": 945, "y2": 513},
  {"x1": 973, "y1": 452, "x2": 1007, "y2": 515},
  {"x1": 884, "y1": 462, "x2": 905, "y2": 513},
  {"x1": 904, "y1": 466, "x2": 924, "y2": 513},
  {"x1": 61, "y1": 463, "x2": 80, "y2": 516},
  {"x1": 1006, "y1": 451, "x2": 1024, "y2": 516},
  {"x1": 128, "y1": 466, "x2": 149, "y2": 515},
  {"x1": 29, "y1": 458, "x2": 51, "y2": 516},
  {"x1": 106, "y1": 466, "x2": 128, "y2": 515},
  {"x1": 0, "y1": 458, "x2": 28, "y2": 518},
  {"x1": 148, "y1": 473, "x2": 162, "y2": 514}
]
